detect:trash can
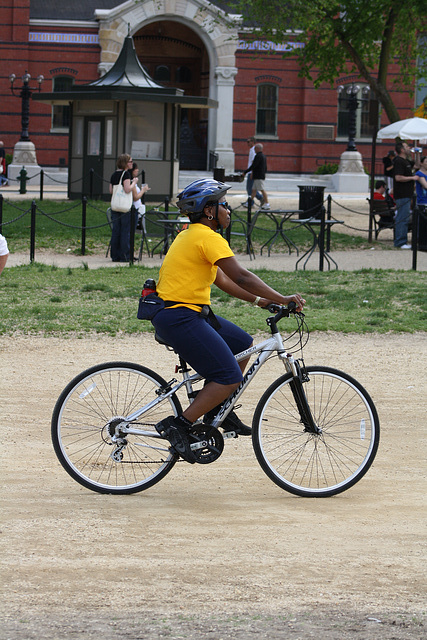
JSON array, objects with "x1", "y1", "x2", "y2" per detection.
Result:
[
  {"x1": 418, "y1": 206, "x2": 427, "y2": 252},
  {"x1": 298, "y1": 185, "x2": 325, "y2": 219},
  {"x1": 213, "y1": 167, "x2": 225, "y2": 182}
]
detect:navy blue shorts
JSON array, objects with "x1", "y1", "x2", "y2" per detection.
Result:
[{"x1": 152, "y1": 307, "x2": 253, "y2": 385}]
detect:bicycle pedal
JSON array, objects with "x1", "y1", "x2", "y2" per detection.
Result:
[{"x1": 223, "y1": 430, "x2": 237, "y2": 439}]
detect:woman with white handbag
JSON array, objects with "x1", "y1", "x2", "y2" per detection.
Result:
[{"x1": 109, "y1": 153, "x2": 138, "y2": 262}]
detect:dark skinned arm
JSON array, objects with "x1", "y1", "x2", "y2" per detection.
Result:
[{"x1": 215, "y1": 256, "x2": 305, "y2": 311}]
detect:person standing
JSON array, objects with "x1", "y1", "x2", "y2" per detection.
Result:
[
  {"x1": 0, "y1": 233, "x2": 9, "y2": 274},
  {"x1": 393, "y1": 142, "x2": 419, "y2": 249},
  {"x1": 131, "y1": 162, "x2": 150, "y2": 230},
  {"x1": 382, "y1": 150, "x2": 395, "y2": 192},
  {"x1": 109, "y1": 154, "x2": 138, "y2": 262},
  {"x1": 244, "y1": 143, "x2": 270, "y2": 210},
  {"x1": 415, "y1": 156, "x2": 427, "y2": 205},
  {"x1": 0, "y1": 141, "x2": 8, "y2": 187},
  {"x1": 242, "y1": 137, "x2": 262, "y2": 207}
]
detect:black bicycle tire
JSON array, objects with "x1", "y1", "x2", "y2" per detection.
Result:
[
  {"x1": 252, "y1": 366, "x2": 380, "y2": 497},
  {"x1": 51, "y1": 361, "x2": 181, "y2": 494}
]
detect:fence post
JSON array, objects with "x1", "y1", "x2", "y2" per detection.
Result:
[
  {"x1": 81, "y1": 196, "x2": 87, "y2": 255},
  {"x1": 141, "y1": 170, "x2": 146, "y2": 204},
  {"x1": 0, "y1": 194, "x2": 3, "y2": 232},
  {"x1": 129, "y1": 206, "x2": 136, "y2": 265},
  {"x1": 318, "y1": 204, "x2": 326, "y2": 272},
  {"x1": 164, "y1": 196, "x2": 169, "y2": 212},
  {"x1": 411, "y1": 206, "x2": 418, "y2": 272},
  {"x1": 19, "y1": 167, "x2": 27, "y2": 194},
  {"x1": 30, "y1": 200, "x2": 36, "y2": 263},
  {"x1": 326, "y1": 194, "x2": 332, "y2": 252},
  {"x1": 39, "y1": 169, "x2": 44, "y2": 201}
]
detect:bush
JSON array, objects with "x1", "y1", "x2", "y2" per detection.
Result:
[{"x1": 314, "y1": 163, "x2": 339, "y2": 175}]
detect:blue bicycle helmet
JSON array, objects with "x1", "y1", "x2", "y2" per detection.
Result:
[{"x1": 176, "y1": 179, "x2": 230, "y2": 219}]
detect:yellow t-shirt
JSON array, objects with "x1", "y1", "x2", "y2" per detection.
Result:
[{"x1": 157, "y1": 223, "x2": 234, "y2": 311}]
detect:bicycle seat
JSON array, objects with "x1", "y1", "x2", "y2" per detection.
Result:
[{"x1": 155, "y1": 333, "x2": 175, "y2": 350}]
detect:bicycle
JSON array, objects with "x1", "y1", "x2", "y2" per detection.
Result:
[{"x1": 51, "y1": 304, "x2": 380, "y2": 498}]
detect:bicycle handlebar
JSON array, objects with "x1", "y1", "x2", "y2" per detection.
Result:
[
  {"x1": 265, "y1": 301, "x2": 304, "y2": 333},
  {"x1": 267, "y1": 301, "x2": 297, "y2": 315}
]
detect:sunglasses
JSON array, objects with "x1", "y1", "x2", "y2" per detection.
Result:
[{"x1": 218, "y1": 201, "x2": 229, "y2": 209}]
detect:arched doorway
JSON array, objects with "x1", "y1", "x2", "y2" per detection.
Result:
[{"x1": 134, "y1": 21, "x2": 210, "y2": 169}]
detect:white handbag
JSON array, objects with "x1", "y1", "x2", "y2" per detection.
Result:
[{"x1": 111, "y1": 171, "x2": 133, "y2": 212}]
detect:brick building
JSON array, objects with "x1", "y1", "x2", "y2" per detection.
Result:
[{"x1": 0, "y1": 0, "x2": 423, "y2": 175}]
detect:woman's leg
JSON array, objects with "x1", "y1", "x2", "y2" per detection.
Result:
[
  {"x1": 110, "y1": 211, "x2": 121, "y2": 261},
  {"x1": 153, "y1": 308, "x2": 252, "y2": 423},
  {"x1": 182, "y1": 380, "x2": 239, "y2": 423},
  {"x1": 119, "y1": 210, "x2": 132, "y2": 261}
]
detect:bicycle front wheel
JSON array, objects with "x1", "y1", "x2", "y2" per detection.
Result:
[
  {"x1": 252, "y1": 366, "x2": 380, "y2": 497},
  {"x1": 51, "y1": 362, "x2": 182, "y2": 494}
]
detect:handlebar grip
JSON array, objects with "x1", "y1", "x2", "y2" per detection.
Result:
[
  {"x1": 267, "y1": 303, "x2": 281, "y2": 313},
  {"x1": 287, "y1": 301, "x2": 297, "y2": 313}
]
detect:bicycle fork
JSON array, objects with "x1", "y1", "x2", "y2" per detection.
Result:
[{"x1": 283, "y1": 354, "x2": 322, "y2": 435}]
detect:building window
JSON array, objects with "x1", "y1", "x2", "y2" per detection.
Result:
[
  {"x1": 154, "y1": 65, "x2": 171, "y2": 82},
  {"x1": 337, "y1": 84, "x2": 374, "y2": 139},
  {"x1": 176, "y1": 66, "x2": 192, "y2": 83},
  {"x1": 256, "y1": 84, "x2": 278, "y2": 136},
  {"x1": 52, "y1": 76, "x2": 73, "y2": 130}
]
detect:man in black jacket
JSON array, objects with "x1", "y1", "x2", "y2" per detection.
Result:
[
  {"x1": 244, "y1": 143, "x2": 270, "y2": 210},
  {"x1": 393, "y1": 142, "x2": 419, "y2": 249}
]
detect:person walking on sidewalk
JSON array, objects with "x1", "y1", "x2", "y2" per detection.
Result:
[
  {"x1": 244, "y1": 143, "x2": 270, "y2": 210},
  {"x1": 242, "y1": 137, "x2": 262, "y2": 207},
  {"x1": 393, "y1": 142, "x2": 419, "y2": 249}
]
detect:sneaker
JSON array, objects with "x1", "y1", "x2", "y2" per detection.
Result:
[
  {"x1": 204, "y1": 407, "x2": 252, "y2": 437},
  {"x1": 399, "y1": 244, "x2": 412, "y2": 249},
  {"x1": 155, "y1": 416, "x2": 197, "y2": 463},
  {"x1": 260, "y1": 203, "x2": 271, "y2": 210}
]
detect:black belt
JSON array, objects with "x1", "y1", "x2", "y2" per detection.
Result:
[{"x1": 164, "y1": 301, "x2": 221, "y2": 330}]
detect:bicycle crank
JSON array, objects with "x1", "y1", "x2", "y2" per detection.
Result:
[{"x1": 188, "y1": 425, "x2": 224, "y2": 464}]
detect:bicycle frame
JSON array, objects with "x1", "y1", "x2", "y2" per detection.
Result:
[{"x1": 119, "y1": 330, "x2": 298, "y2": 440}]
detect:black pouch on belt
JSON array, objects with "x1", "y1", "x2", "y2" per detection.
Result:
[{"x1": 200, "y1": 304, "x2": 222, "y2": 330}]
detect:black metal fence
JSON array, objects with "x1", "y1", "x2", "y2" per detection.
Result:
[{"x1": 1, "y1": 187, "x2": 424, "y2": 271}]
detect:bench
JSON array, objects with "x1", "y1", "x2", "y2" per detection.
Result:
[{"x1": 368, "y1": 198, "x2": 396, "y2": 239}]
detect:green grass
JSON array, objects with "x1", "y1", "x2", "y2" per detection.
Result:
[
  {"x1": 1, "y1": 198, "x2": 113, "y2": 254},
  {"x1": 1, "y1": 264, "x2": 426, "y2": 336},
  {"x1": 2, "y1": 198, "x2": 370, "y2": 256}
]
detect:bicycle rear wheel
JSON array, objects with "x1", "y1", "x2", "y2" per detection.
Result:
[
  {"x1": 51, "y1": 362, "x2": 182, "y2": 494},
  {"x1": 252, "y1": 366, "x2": 380, "y2": 497}
]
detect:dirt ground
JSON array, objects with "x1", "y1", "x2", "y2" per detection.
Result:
[{"x1": 1, "y1": 332, "x2": 426, "y2": 639}]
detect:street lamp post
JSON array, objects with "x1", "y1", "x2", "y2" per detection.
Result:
[
  {"x1": 338, "y1": 83, "x2": 360, "y2": 151},
  {"x1": 332, "y1": 83, "x2": 369, "y2": 193},
  {"x1": 9, "y1": 71, "x2": 44, "y2": 142}
]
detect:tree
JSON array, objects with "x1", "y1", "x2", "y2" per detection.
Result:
[{"x1": 227, "y1": 0, "x2": 427, "y2": 123}]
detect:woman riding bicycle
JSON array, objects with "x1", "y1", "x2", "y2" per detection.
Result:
[{"x1": 152, "y1": 178, "x2": 305, "y2": 463}]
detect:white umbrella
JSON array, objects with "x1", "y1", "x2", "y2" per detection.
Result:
[{"x1": 377, "y1": 117, "x2": 427, "y2": 142}]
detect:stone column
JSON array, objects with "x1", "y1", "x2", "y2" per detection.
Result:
[{"x1": 213, "y1": 66, "x2": 238, "y2": 173}]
